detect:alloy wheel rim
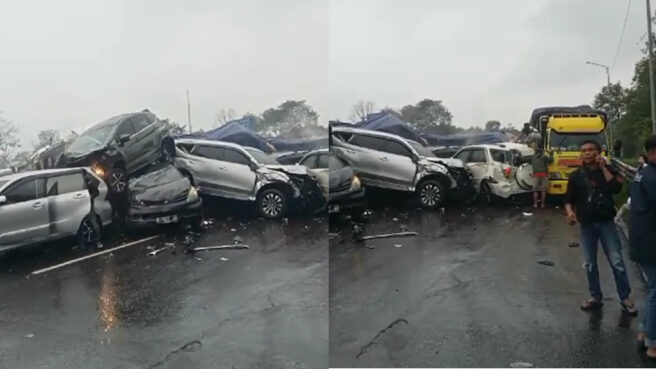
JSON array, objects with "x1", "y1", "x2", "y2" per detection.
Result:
[
  {"x1": 110, "y1": 171, "x2": 126, "y2": 192},
  {"x1": 420, "y1": 184, "x2": 440, "y2": 206},
  {"x1": 262, "y1": 193, "x2": 283, "y2": 217}
]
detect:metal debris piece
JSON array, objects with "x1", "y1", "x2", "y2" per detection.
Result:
[
  {"x1": 25, "y1": 333, "x2": 34, "y2": 339},
  {"x1": 568, "y1": 242, "x2": 580, "y2": 248},
  {"x1": 146, "y1": 245, "x2": 156, "y2": 251},
  {"x1": 233, "y1": 236, "x2": 243, "y2": 244},
  {"x1": 165, "y1": 242, "x2": 175, "y2": 247},
  {"x1": 523, "y1": 212, "x2": 533, "y2": 216},
  {"x1": 510, "y1": 362, "x2": 534, "y2": 368},
  {"x1": 394, "y1": 244, "x2": 403, "y2": 248},
  {"x1": 148, "y1": 245, "x2": 173, "y2": 256},
  {"x1": 367, "y1": 245, "x2": 375, "y2": 249},
  {"x1": 188, "y1": 245, "x2": 250, "y2": 252},
  {"x1": 230, "y1": 228, "x2": 236, "y2": 232},
  {"x1": 329, "y1": 233, "x2": 340, "y2": 238},
  {"x1": 282, "y1": 217, "x2": 289, "y2": 225},
  {"x1": 537, "y1": 260, "x2": 554, "y2": 267},
  {"x1": 194, "y1": 257, "x2": 203, "y2": 262},
  {"x1": 392, "y1": 217, "x2": 399, "y2": 222},
  {"x1": 97, "y1": 243, "x2": 103, "y2": 249},
  {"x1": 440, "y1": 208, "x2": 446, "y2": 214},
  {"x1": 400, "y1": 224, "x2": 408, "y2": 232},
  {"x1": 358, "y1": 231, "x2": 418, "y2": 241},
  {"x1": 220, "y1": 257, "x2": 229, "y2": 261}
]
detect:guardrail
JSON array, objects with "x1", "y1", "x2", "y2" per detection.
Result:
[{"x1": 611, "y1": 158, "x2": 638, "y2": 181}]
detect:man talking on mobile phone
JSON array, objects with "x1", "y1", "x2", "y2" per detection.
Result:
[{"x1": 565, "y1": 140, "x2": 637, "y2": 315}]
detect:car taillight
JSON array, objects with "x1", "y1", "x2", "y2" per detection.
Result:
[{"x1": 503, "y1": 166, "x2": 512, "y2": 178}]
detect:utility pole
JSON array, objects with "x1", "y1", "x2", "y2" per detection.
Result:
[
  {"x1": 647, "y1": 0, "x2": 656, "y2": 133},
  {"x1": 186, "y1": 89, "x2": 192, "y2": 134},
  {"x1": 586, "y1": 61, "x2": 613, "y2": 143}
]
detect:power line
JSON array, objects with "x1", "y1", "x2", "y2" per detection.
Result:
[{"x1": 612, "y1": 0, "x2": 633, "y2": 71}]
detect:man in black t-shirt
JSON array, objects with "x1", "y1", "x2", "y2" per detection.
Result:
[{"x1": 565, "y1": 140, "x2": 637, "y2": 314}]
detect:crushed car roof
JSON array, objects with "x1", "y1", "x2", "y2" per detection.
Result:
[{"x1": 175, "y1": 137, "x2": 267, "y2": 154}]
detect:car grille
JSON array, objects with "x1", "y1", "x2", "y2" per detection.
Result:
[{"x1": 139, "y1": 191, "x2": 188, "y2": 206}]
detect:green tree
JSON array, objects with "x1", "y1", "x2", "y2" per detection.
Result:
[
  {"x1": 259, "y1": 100, "x2": 318, "y2": 136},
  {"x1": 349, "y1": 101, "x2": 375, "y2": 122},
  {"x1": 0, "y1": 112, "x2": 21, "y2": 169},
  {"x1": 484, "y1": 120, "x2": 501, "y2": 132},
  {"x1": 593, "y1": 82, "x2": 627, "y2": 125},
  {"x1": 34, "y1": 129, "x2": 63, "y2": 150},
  {"x1": 400, "y1": 99, "x2": 453, "y2": 133}
]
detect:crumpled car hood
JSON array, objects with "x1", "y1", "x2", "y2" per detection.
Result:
[
  {"x1": 265, "y1": 164, "x2": 312, "y2": 176},
  {"x1": 129, "y1": 165, "x2": 190, "y2": 203},
  {"x1": 424, "y1": 157, "x2": 464, "y2": 168}
]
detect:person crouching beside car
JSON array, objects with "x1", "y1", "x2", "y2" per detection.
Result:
[{"x1": 530, "y1": 149, "x2": 551, "y2": 208}]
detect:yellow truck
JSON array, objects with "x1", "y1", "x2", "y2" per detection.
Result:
[{"x1": 529, "y1": 106, "x2": 610, "y2": 195}]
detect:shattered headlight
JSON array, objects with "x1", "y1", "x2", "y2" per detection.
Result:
[
  {"x1": 350, "y1": 175, "x2": 361, "y2": 191},
  {"x1": 91, "y1": 162, "x2": 105, "y2": 178},
  {"x1": 187, "y1": 186, "x2": 199, "y2": 202}
]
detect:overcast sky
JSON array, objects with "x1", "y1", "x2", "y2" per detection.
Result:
[{"x1": 0, "y1": 0, "x2": 648, "y2": 147}]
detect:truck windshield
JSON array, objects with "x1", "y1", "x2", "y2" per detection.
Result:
[{"x1": 548, "y1": 131, "x2": 607, "y2": 152}]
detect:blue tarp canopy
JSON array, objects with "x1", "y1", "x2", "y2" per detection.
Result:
[
  {"x1": 180, "y1": 120, "x2": 273, "y2": 153},
  {"x1": 268, "y1": 136, "x2": 328, "y2": 152},
  {"x1": 421, "y1": 132, "x2": 508, "y2": 147},
  {"x1": 355, "y1": 112, "x2": 423, "y2": 142}
]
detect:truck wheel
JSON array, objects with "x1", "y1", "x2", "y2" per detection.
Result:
[
  {"x1": 108, "y1": 167, "x2": 128, "y2": 194},
  {"x1": 257, "y1": 188, "x2": 287, "y2": 220},
  {"x1": 416, "y1": 179, "x2": 444, "y2": 209}
]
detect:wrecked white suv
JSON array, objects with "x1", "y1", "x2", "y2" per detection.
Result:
[
  {"x1": 452, "y1": 143, "x2": 534, "y2": 201},
  {"x1": 171, "y1": 138, "x2": 325, "y2": 219}
]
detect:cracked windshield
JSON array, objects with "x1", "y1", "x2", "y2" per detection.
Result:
[{"x1": 3, "y1": 0, "x2": 656, "y2": 368}]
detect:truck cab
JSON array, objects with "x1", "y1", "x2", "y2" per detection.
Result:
[{"x1": 531, "y1": 108, "x2": 609, "y2": 195}]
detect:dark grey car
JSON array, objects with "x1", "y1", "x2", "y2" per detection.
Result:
[{"x1": 57, "y1": 110, "x2": 170, "y2": 195}]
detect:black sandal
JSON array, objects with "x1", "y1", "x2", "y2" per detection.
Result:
[
  {"x1": 621, "y1": 301, "x2": 639, "y2": 317},
  {"x1": 580, "y1": 298, "x2": 603, "y2": 311}
]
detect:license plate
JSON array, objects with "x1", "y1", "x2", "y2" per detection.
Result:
[
  {"x1": 328, "y1": 205, "x2": 340, "y2": 213},
  {"x1": 156, "y1": 215, "x2": 179, "y2": 224}
]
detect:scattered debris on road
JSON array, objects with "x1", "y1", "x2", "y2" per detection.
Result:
[
  {"x1": 400, "y1": 224, "x2": 409, "y2": 232},
  {"x1": 510, "y1": 361, "x2": 534, "y2": 368},
  {"x1": 357, "y1": 231, "x2": 418, "y2": 241},
  {"x1": 394, "y1": 244, "x2": 403, "y2": 248},
  {"x1": 233, "y1": 235, "x2": 243, "y2": 244},
  {"x1": 568, "y1": 242, "x2": 580, "y2": 248},
  {"x1": 537, "y1": 260, "x2": 554, "y2": 266},
  {"x1": 220, "y1": 257, "x2": 229, "y2": 261},
  {"x1": 187, "y1": 245, "x2": 250, "y2": 252},
  {"x1": 24, "y1": 333, "x2": 34, "y2": 339},
  {"x1": 523, "y1": 212, "x2": 533, "y2": 216},
  {"x1": 392, "y1": 217, "x2": 399, "y2": 222},
  {"x1": 148, "y1": 245, "x2": 173, "y2": 256}
]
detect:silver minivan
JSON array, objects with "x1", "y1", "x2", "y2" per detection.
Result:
[{"x1": 0, "y1": 168, "x2": 113, "y2": 252}]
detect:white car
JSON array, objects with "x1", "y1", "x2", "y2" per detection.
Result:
[
  {"x1": 0, "y1": 168, "x2": 113, "y2": 252},
  {"x1": 452, "y1": 144, "x2": 534, "y2": 200}
]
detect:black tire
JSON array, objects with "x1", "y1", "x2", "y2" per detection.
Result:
[
  {"x1": 478, "y1": 181, "x2": 493, "y2": 205},
  {"x1": 108, "y1": 167, "x2": 128, "y2": 195},
  {"x1": 257, "y1": 188, "x2": 287, "y2": 220},
  {"x1": 77, "y1": 214, "x2": 101, "y2": 249},
  {"x1": 416, "y1": 179, "x2": 445, "y2": 209}
]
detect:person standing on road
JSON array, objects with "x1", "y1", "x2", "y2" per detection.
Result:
[
  {"x1": 565, "y1": 140, "x2": 637, "y2": 315},
  {"x1": 530, "y1": 149, "x2": 551, "y2": 208},
  {"x1": 630, "y1": 136, "x2": 656, "y2": 357}
]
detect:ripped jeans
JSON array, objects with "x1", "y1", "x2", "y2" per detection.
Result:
[{"x1": 580, "y1": 221, "x2": 631, "y2": 301}]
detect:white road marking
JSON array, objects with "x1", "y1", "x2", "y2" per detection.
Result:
[{"x1": 31, "y1": 235, "x2": 161, "y2": 276}]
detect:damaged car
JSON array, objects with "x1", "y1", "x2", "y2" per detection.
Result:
[
  {"x1": 452, "y1": 143, "x2": 534, "y2": 202},
  {"x1": 57, "y1": 110, "x2": 170, "y2": 195},
  {"x1": 126, "y1": 163, "x2": 202, "y2": 229},
  {"x1": 172, "y1": 138, "x2": 325, "y2": 219},
  {"x1": 0, "y1": 168, "x2": 112, "y2": 252},
  {"x1": 330, "y1": 126, "x2": 473, "y2": 208},
  {"x1": 327, "y1": 152, "x2": 365, "y2": 218}
]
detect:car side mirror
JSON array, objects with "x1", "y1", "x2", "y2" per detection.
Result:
[
  {"x1": 0, "y1": 196, "x2": 6, "y2": 205},
  {"x1": 118, "y1": 134, "x2": 131, "y2": 146}
]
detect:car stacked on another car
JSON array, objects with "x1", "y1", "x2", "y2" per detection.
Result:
[
  {"x1": 57, "y1": 110, "x2": 171, "y2": 195},
  {"x1": 330, "y1": 126, "x2": 473, "y2": 208},
  {"x1": 172, "y1": 138, "x2": 325, "y2": 219},
  {"x1": 0, "y1": 168, "x2": 112, "y2": 251}
]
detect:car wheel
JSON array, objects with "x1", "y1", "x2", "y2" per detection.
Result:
[
  {"x1": 77, "y1": 214, "x2": 101, "y2": 249},
  {"x1": 257, "y1": 188, "x2": 287, "y2": 219},
  {"x1": 108, "y1": 167, "x2": 128, "y2": 194},
  {"x1": 416, "y1": 179, "x2": 444, "y2": 209}
]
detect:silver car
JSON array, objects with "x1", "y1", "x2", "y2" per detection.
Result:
[
  {"x1": 173, "y1": 138, "x2": 325, "y2": 219},
  {"x1": 0, "y1": 168, "x2": 113, "y2": 252},
  {"x1": 331, "y1": 126, "x2": 470, "y2": 208}
]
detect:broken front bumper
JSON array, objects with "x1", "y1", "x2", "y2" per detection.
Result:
[
  {"x1": 127, "y1": 198, "x2": 202, "y2": 227},
  {"x1": 328, "y1": 188, "x2": 365, "y2": 215}
]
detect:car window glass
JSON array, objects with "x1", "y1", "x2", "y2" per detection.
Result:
[
  {"x1": 132, "y1": 114, "x2": 151, "y2": 131},
  {"x1": 3, "y1": 179, "x2": 38, "y2": 203},
  {"x1": 349, "y1": 135, "x2": 385, "y2": 151},
  {"x1": 316, "y1": 154, "x2": 329, "y2": 168},
  {"x1": 177, "y1": 143, "x2": 194, "y2": 153},
  {"x1": 490, "y1": 149, "x2": 511, "y2": 164},
  {"x1": 223, "y1": 149, "x2": 250, "y2": 165},
  {"x1": 334, "y1": 132, "x2": 352, "y2": 142},
  {"x1": 382, "y1": 140, "x2": 411, "y2": 157},
  {"x1": 115, "y1": 119, "x2": 136, "y2": 138},
  {"x1": 192, "y1": 146, "x2": 225, "y2": 161},
  {"x1": 454, "y1": 150, "x2": 470, "y2": 162},
  {"x1": 300, "y1": 154, "x2": 317, "y2": 168},
  {"x1": 47, "y1": 173, "x2": 85, "y2": 196},
  {"x1": 468, "y1": 149, "x2": 487, "y2": 163}
]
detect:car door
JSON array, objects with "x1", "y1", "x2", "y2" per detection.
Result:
[
  {"x1": 188, "y1": 145, "x2": 226, "y2": 194},
  {"x1": 464, "y1": 148, "x2": 489, "y2": 184},
  {"x1": 342, "y1": 134, "x2": 389, "y2": 185},
  {"x1": 299, "y1": 153, "x2": 318, "y2": 169},
  {"x1": 0, "y1": 178, "x2": 48, "y2": 249},
  {"x1": 379, "y1": 139, "x2": 416, "y2": 189},
  {"x1": 114, "y1": 118, "x2": 138, "y2": 173},
  {"x1": 129, "y1": 113, "x2": 159, "y2": 171},
  {"x1": 220, "y1": 148, "x2": 257, "y2": 199},
  {"x1": 45, "y1": 171, "x2": 91, "y2": 236}
]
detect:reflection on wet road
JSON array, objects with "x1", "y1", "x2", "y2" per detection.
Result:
[
  {"x1": 330, "y1": 202, "x2": 653, "y2": 368},
  {"x1": 0, "y1": 197, "x2": 327, "y2": 369}
]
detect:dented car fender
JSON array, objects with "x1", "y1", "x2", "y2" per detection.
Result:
[
  {"x1": 414, "y1": 160, "x2": 457, "y2": 188},
  {"x1": 254, "y1": 168, "x2": 301, "y2": 198}
]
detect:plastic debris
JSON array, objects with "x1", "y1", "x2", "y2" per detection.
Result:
[
  {"x1": 568, "y1": 242, "x2": 580, "y2": 248},
  {"x1": 230, "y1": 228, "x2": 236, "y2": 232},
  {"x1": 400, "y1": 224, "x2": 409, "y2": 232},
  {"x1": 358, "y1": 231, "x2": 418, "y2": 241},
  {"x1": 394, "y1": 244, "x2": 403, "y2": 248},
  {"x1": 523, "y1": 212, "x2": 533, "y2": 216},
  {"x1": 97, "y1": 243, "x2": 103, "y2": 249},
  {"x1": 537, "y1": 260, "x2": 554, "y2": 267},
  {"x1": 220, "y1": 257, "x2": 229, "y2": 261},
  {"x1": 25, "y1": 333, "x2": 34, "y2": 339},
  {"x1": 392, "y1": 217, "x2": 399, "y2": 222},
  {"x1": 510, "y1": 362, "x2": 534, "y2": 368},
  {"x1": 282, "y1": 217, "x2": 289, "y2": 225},
  {"x1": 148, "y1": 245, "x2": 173, "y2": 256},
  {"x1": 233, "y1": 235, "x2": 243, "y2": 244},
  {"x1": 187, "y1": 245, "x2": 250, "y2": 252}
]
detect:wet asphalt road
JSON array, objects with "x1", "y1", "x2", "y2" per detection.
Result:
[
  {"x1": 329, "y1": 194, "x2": 652, "y2": 368},
  {"x1": 0, "y1": 197, "x2": 327, "y2": 369}
]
